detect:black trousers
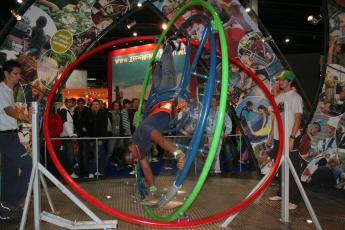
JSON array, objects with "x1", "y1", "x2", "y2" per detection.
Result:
[{"x1": 272, "y1": 139, "x2": 302, "y2": 204}]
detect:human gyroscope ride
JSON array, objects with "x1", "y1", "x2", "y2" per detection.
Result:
[{"x1": 28, "y1": 0, "x2": 285, "y2": 228}]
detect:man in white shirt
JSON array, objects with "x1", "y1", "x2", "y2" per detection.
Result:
[
  {"x1": 0, "y1": 60, "x2": 32, "y2": 209},
  {"x1": 268, "y1": 70, "x2": 303, "y2": 210}
]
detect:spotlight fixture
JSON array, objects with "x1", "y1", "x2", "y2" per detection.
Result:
[
  {"x1": 137, "y1": 2, "x2": 142, "y2": 7},
  {"x1": 161, "y1": 23, "x2": 167, "y2": 30},
  {"x1": 10, "y1": 9, "x2": 22, "y2": 21},
  {"x1": 307, "y1": 14, "x2": 323, "y2": 25},
  {"x1": 284, "y1": 37, "x2": 291, "y2": 43},
  {"x1": 245, "y1": 7, "x2": 251, "y2": 13},
  {"x1": 261, "y1": 35, "x2": 273, "y2": 43},
  {"x1": 133, "y1": 32, "x2": 138, "y2": 36},
  {"x1": 126, "y1": 20, "x2": 136, "y2": 29}
]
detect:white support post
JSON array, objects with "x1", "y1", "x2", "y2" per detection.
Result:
[
  {"x1": 281, "y1": 108, "x2": 289, "y2": 222},
  {"x1": 19, "y1": 102, "x2": 118, "y2": 230},
  {"x1": 32, "y1": 102, "x2": 42, "y2": 229},
  {"x1": 221, "y1": 102, "x2": 322, "y2": 229}
]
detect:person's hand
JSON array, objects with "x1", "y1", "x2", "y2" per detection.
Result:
[{"x1": 176, "y1": 153, "x2": 185, "y2": 170}]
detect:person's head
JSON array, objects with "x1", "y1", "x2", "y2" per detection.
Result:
[
  {"x1": 90, "y1": 99, "x2": 101, "y2": 112},
  {"x1": 246, "y1": 101, "x2": 253, "y2": 110},
  {"x1": 112, "y1": 100, "x2": 121, "y2": 111},
  {"x1": 71, "y1": 98, "x2": 77, "y2": 107},
  {"x1": 64, "y1": 98, "x2": 73, "y2": 109},
  {"x1": 122, "y1": 99, "x2": 132, "y2": 109},
  {"x1": 326, "y1": 117, "x2": 339, "y2": 137},
  {"x1": 248, "y1": 37, "x2": 257, "y2": 45},
  {"x1": 2, "y1": 60, "x2": 22, "y2": 87},
  {"x1": 123, "y1": 143, "x2": 144, "y2": 165},
  {"x1": 77, "y1": 98, "x2": 85, "y2": 109},
  {"x1": 310, "y1": 121, "x2": 322, "y2": 136},
  {"x1": 228, "y1": 1, "x2": 241, "y2": 15},
  {"x1": 257, "y1": 104, "x2": 268, "y2": 114},
  {"x1": 328, "y1": 156, "x2": 340, "y2": 171},
  {"x1": 132, "y1": 98, "x2": 139, "y2": 110},
  {"x1": 276, "y1": 70, "x2": 295, "y2": 92},
  {"x1": 211, "y1": 96, "x2": 218, "y2": 109},
  {"x1": 162, "y1": 5, "x2": 173, "y2": 15},
  {"x1": 36, "y1": 16, "x2": 47, "y2": 28}
]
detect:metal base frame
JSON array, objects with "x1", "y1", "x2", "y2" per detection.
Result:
[
  {"x1": 221, "y1": 105, "x2": 322, "y2": 230},
  {"x1": 19, "y1": 102, "x2": 118, "y2": 230}
]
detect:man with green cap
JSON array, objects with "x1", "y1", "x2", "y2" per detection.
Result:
[{"x1": 268, "y1": 70, "x2": 304, "y2": 210}]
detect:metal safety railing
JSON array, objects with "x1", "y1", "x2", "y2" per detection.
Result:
[{"x1": 43, "y1": 133, "x2": 245, "y2": 179}]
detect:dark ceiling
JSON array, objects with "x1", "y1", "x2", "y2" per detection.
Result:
[{"x1": 0, "y1": 0, "x2": 325, "y2": 86}]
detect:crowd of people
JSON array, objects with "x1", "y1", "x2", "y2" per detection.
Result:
[{"x1": 49, "y1": 97, "x2": 141, "y2": 179}]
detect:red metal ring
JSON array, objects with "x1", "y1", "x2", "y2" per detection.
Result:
[{"x1": 43, "y1": 35, "x2": 284, "y2": 227}]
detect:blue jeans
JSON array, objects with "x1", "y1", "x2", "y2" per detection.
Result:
[
  {"x1": 0, "y1": 132, "x2": 32, "y2": 206},
  {"x1": 89, "y1": 141, "x2": 106, "y2": 174},
  {"x1": 152, "y1": 43, "x2": 177, "y2": 92},
  {"x1": 60, "y1": 140, "x2": 74, "y2": 175}
]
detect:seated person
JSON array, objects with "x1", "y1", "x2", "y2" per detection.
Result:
[
  {"x1": 310, "y1": 156, "x2": 340, "y2": 189},
  {"x1": 123, "y1": 43, "x2": 186, "y2": 204}
]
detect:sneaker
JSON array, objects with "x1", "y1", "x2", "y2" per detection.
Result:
[
  {"x1": 70, "y1": 172, "x2": 79, "y2": 179},
  {"x1": 151, "y1": 158, "x2": 159, "y2": 163},
  {"x1": 269, "y1": 195, "x2": 281, "y2": 201},
  {"x1": 140, "y1": 192, "x2": 160, "y2": 205},
  {"x1": 94, "y1": 172, "x2": 104, "y2": 176},
  {"x1": 88, "y1": 173, "x2": 94, "y2": 179},
  {"x1": 163, "y1": 166, "x2": 173, "y2": 170},
  {"x1": 288, "y1": 202, "x2": 298, "y2": 210}
]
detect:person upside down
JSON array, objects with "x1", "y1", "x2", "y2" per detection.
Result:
[{"x1": 123, "y1": 42, "x2": 186, "y2": 204}]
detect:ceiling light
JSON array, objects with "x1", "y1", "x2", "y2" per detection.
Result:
[
  {"x1": 126, "y1": 20, "x2": 136, "y2": 29},
  {"x1": 161, "y1": 23, "x2": 167, "y2": 30},
  {"x1": 307, "y1": 14, "x2": 322, "y2": 25},
  {"x1": 17, "y1": 0, "x2": 23, "y2": 3},
  {"x1": 137, "y1": 2, "x2": 142, "y2": 7},
  {"x1": 306, "y1": 219, "x2": 313, "y2": 224},
  {"x1": 10, "y1": 9, "x2": 22, "y2": 21},
  {"x1": 284, "y1": 37, "x2": 290, "y2": 43},
  {"x1": 133, "y1": 32, "x2": 137, "y2": 36},
  {"x1": 245, "y1": 7, "x2": 251, "y2": 13}
]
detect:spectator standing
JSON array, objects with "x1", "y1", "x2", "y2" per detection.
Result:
[
  {"x1": 0, "y1": 60, "x2": 32, "y2": 207},
  {"x1": 73, "y1": 98, "x2": 91, "y2": 177},
  {"x1": 59, "y1": 98, "x2": 78, "y2": 178},
  {"x1": 206, "y1": 96, "x2": 232, "y2": 173},
  {"x1": 85, "y1": 99, "x2": 108, "y2": 177},
  {"x1": 121, "y1": 99, "x2": 132, "y2": 137},
  {"x1": 108, "y1": 101, "x2": 123, "y2": 166},
  {"x1": 268, "y1": 70, "x2": 303, "y2": 210}
]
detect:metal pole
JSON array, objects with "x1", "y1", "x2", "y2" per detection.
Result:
[
  {"x1": 287, "y1": 157, "x2": 322, "y2": 229},
  {"x1": 96, "y1": 138, "x2": 99, "y2": 179},
  {"x1": 281, "y1": 104, "x2": 289, "y2": 222},
  {"x1": 239, "y1": 137, "x2": 242, "y2": 173},
  {"x1": 32, "y1": 101, "x2": 41, "y2": 229}
]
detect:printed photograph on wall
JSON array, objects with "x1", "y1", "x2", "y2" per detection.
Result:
[
  {"x1": 301, "y1": 112, "x2": 340, "y2": 183},
  {"x1": 38, "y1": 0, "x2": 94, "y2": 35},
  {"x1": 238, "y1": 32, "x2": 276, "y2": 72},
  {"x1": 91, "y1": 0, "x2": 135, "y2": 30},
  {"x1": 318, "y1": 64, "x2": 345, "y2": 116},
  {"x1": 235, "y1": 96, "x2": 273, "y2": 143},
  {"x1": 109, "y1": 43, "x2": 186, "y2": 102}
]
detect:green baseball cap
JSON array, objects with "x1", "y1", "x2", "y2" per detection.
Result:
[{"x1": 276, "y1": 70, "x2": 295, "y2": 81}]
